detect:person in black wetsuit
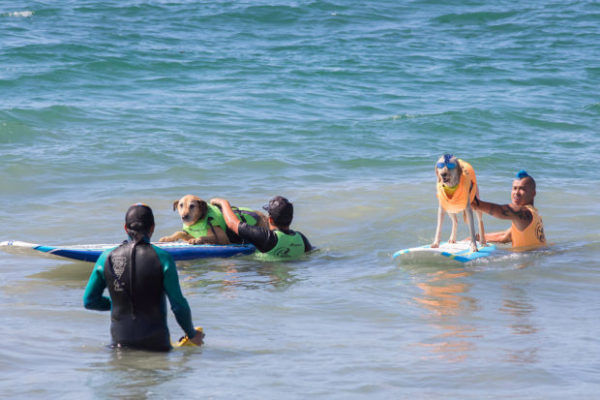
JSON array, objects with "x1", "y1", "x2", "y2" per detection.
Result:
[
  {"x1": 83, "y1": 203, "x2": 204, "y2": 351},
  {"x1": 210, "y1": 196, "x2": 312, "y2": 259}
]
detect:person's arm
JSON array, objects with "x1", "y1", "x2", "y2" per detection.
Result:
[
  {"x1": 472, "y1": 197, "x2": 532, "y2": 231},
  {"x1": 299, "y1": 232, "x2": 313, "y2": 252},
  {"x1": 237, "y1": 223, "x2": 277, "y2": 252},
  {"x1": 83, "y1": 251, "x2": 111, "y2": 311},
  {"x1": 210, "y1": 198, "x2": 241, "y2": 235},
  {"x1": 159, "y1": 251, "x2": 197, "y2": 339},
  {"x1": 484, "y1": 228, "x2": 512, "y2": 243}
]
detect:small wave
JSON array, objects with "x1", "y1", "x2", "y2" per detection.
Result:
[
  {"x1": 5, "y1": 10, "x2": 33, "y2": 18},
  {"x1": 433, "y1": 10, "x2": 518, "y2": 26},
  {"x1": 584, "y1": 103, "x2": 600, "y2": 114}
]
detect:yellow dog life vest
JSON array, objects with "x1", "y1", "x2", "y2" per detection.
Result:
[
  {"x1": 511, "y1": 205, "x2": 546, "y2": 249},
  {"x1": 436, "y1": 159, "x2": 478, "y2": 214}
]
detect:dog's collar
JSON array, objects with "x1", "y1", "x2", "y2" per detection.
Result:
[{"x1": 442, "y1": 184, "x2": 459, "y2": 196}]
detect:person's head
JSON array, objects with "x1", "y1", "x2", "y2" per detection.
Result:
[
  {"x1": 511, "y1": 170, "x2": 536, "y2": 206},
  {"x1": 263, "y1": 196, "x2": 293, "y2": 229},
  {"x1": 125, "y1": 203, "x2": 155, "y2": 240}
]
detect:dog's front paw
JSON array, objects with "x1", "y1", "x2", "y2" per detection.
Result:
[
  {"x1": 431, "y1": 242, "x2": 440, "y2": 248},
  {"x1": 448, "y1": 238, "x2": 457, "y2": 244},
  {"x1": 159, "y1": 236, "x2": 172, "y2": 242},
  {"x1": 470, "y1": 243, "x2": 478, "y2": 253}
]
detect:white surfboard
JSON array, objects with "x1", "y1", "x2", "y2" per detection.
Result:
[{"x1": 393, "y1": 241, "x2": 497, "y2": 264}]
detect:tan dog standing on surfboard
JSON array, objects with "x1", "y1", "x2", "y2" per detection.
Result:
[{"x1": 432, "y1": 154, "x2": 486, "y2": 253}]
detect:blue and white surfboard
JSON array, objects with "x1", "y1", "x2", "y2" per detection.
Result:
[
  {"x1": 0, "y1": 240, "x2": 255, "y2": 263},
  {"x1": 393, "y1": 241, "x2": 497, "y2": 264}
]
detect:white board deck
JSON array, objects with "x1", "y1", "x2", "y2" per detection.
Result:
[{"x1": 393, "y1": 241, "x2": 497, "y2": 264}]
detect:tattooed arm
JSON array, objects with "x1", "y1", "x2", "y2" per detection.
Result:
[{"x1": 472, "y1": 196, "x2": 533, "y2": 231}]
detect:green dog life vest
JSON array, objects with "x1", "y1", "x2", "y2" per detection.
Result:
[
  {"x1": 232, "y1": 207, "x2": 262, "y2": 226},
  {"x1": 257, "y1": 230, "x2": 306, "y2": 260},
  {"x1": 182, "y1": 204, "x2": 227, "y2": 238}
]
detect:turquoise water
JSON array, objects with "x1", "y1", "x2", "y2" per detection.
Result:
[{"x1": 1, "y1": 1, "x2": 599, "y2": 398}]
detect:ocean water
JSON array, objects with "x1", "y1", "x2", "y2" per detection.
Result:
[{"x1": 1, "y1": 0, "x2": 599, "y2": 398}]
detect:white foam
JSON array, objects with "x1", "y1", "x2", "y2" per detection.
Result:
[{"x1": 7, "y1": 11, "x2": 33, "y2": 18}]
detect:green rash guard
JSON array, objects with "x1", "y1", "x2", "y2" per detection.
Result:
[
  {"x1": 83, "y1": 241, "x2": 196, "y2": 341},
  {"x1": 260, "y1": 230, "x2": 307, "y2": 259}
]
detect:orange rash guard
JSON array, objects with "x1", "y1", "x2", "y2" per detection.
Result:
[
  {"x1": 436, "y1": 159, "x2": 477, "y2": 214},
  {"x1": 511, "y1": 205, "x2": 546, "y2": 249}
]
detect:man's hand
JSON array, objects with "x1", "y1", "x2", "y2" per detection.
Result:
[
  {"x1": 190, "y1": 328, "x2": 205, "y2": 346},
  {"x1": 210, "y1": 198, "x2": 229, "y2": 208},
  {"x1": 210, "y1": 198, "x2": 240, "y2": 235}
]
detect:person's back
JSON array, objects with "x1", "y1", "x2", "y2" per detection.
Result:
[
  {"x1": 83, "y1": 203, "x2": 204, "y2": 351},
  {"x1": 242, "y1": 226, "x2": 310, "y2": 260},
  {"x1": 102, "y1": 241, "x2": 171, "y2": 351}
]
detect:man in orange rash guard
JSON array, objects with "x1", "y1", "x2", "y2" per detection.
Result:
[{"x1": 471, "y1": 170, "x2": 546, "y2": 250}]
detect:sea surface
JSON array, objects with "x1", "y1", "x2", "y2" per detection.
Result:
[{"x1": 1, "y1": 1, "x2": 599, "y2": 398}]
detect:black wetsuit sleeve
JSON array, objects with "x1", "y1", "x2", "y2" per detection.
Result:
[
  {"x1": 299, "y1": 232, "x2": 312, "y2": 252},
  {"x1": 237, "y1": 222, "x2": 278, "y2": 253}
]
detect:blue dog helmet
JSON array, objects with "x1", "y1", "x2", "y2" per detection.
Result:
[
  {"x1": 436, "y1": 154, "x2": 457, "y2": 169},
  {"x1": 516, "y1": 170, "x2": 530, "y2": 179}
]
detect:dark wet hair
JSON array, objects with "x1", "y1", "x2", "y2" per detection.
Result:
[
  {"x1": 125, "y1": 203, "x2": 155, "y2": 241},
  {"x1": 263, "y1": 196, "x2": 294, "y2": 227}
]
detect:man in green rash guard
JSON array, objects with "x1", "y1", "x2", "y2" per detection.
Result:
[
  {"x1": 83, "y1": 203, "x2": 204, "y2": 351},
  {"x1": 210, "y1": 196, "x2": 312, "y2": 260}
]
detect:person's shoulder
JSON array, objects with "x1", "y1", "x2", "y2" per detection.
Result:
[
  {"x1": 150, "y1": 244, "x2": 176, "y2": 264},
  {"x1": 295, "y1": 231, "x2": 313, "y2": 252},
  {"x1": 97, "y1": 245, "x2": 120, "y2": 265},
  {"x1": 150, "y1": 243, "x2": 171, "y2": 256}
]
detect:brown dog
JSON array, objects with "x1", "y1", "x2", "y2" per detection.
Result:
[
  {"x1": 433, "y1": 154, "x2": 486, "y2": 252},
  {"x1": 159, "y1": 194, "x2": 268, "y2": 245},
  {"x1": 159, "y1": 195, "x2": 230, "y2": 245}
]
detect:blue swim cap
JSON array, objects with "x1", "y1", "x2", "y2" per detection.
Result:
[{"x1": 516, "y1": 170, "x2": 529, "y2": 179}]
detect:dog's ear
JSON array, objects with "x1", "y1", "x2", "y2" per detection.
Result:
[
  {"x1": 455, "y1": 160, "x2": 463, "y2": 176},
  {"x1": 172, "y1": 200, "x2": 180, "y2": 211},
  {"x1": 435, "y1": 165, "x2": 441, "y2": 183},
  {"x1": 196, "y1": 200, "x2": 208, "y2": 218}
]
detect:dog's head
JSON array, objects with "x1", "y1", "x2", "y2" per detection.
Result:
[
  {"x1": 435, "y1": 154, "x2": 462, "y2": 187},
  {"x1": 172, "y1": 195, "x2": 208, "y2": 226}
]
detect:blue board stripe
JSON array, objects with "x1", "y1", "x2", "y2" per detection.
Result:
[{"x1": 32, "y1": 244, "x2": 255, "y2": 262}]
